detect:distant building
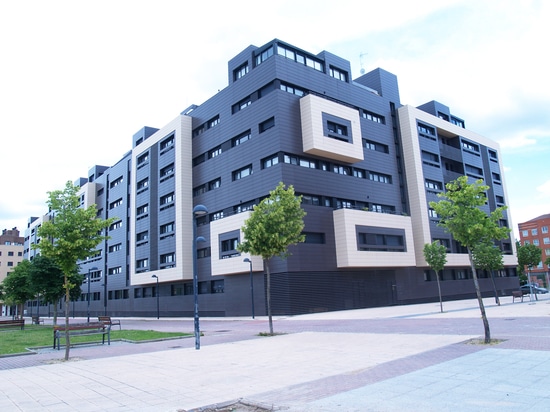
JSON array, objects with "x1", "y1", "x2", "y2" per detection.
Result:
[
  {"x1": 0, "y1": 228, "x2": 25, "y2": 316},
  {"x1": 518, "y1": 213, "x2": 550, "y2": 286},
  {"x1": 25, "y1": 39, "x2": 518, "y2": 318}
]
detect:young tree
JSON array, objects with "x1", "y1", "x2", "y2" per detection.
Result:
[
  {"x1": 33, "y1": 181, "x2": 114, "y2": 360},
  {"x1": 430, "y1": 176, "x2": 510, "y2": 343},
  {"x1": 516, "y1": 243, "x2": 541, "y2": 284},
  {"x1": 423, "y1": 241, "x2": 447, "y2": 313},
  {"x1": 472, "y1": 242, "x2": 504, "y2": 305},
  {"x1": 1, "y1": 260, "x2": 34, "y2": 318},
  {"x1": 238, "y1": 182, "x2": 306, "y2": 335},
  {"x1": 29, "y1": 255, "x2": 73, "y2": 325}
]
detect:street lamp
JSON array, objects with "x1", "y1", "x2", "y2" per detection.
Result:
[
  {"x1": 243, "y1": 258, "x2": 255, "y2": 319},
  {"x1": 193, "y1": 204, "x2": 208, "y2": 350},
  {"x1": 87, "y1": 267, "x2": 98, "y2": 323},
  {"x1": 152, "y1": 275, "x2": 159, "y2": 319}
]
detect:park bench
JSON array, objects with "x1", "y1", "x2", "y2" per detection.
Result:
[
  {"x1": 32, "y1": 316, "x2": 44, "y2": 325},
  {"x1": 98, "y1": 316, "x2": 121, "y2": 330},
  {"x1": 512, "y1": 289, "x2": 532, "y2": 303},
  {"x1": 0, "y1": 319, "x2": 25, "y2": 330},
  {"x1": 53, "y1": 322, "x2": 111, "y2": 350}
]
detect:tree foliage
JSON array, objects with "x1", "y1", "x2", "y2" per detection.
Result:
[
  {"x1": 516, "y1": 243, "x2": 542, "y2": 283},
  {"x1": 472, "y1": 242, "x2": 504, "y2": 305},
  {"x1": 1, "y1": 259, "x2": 34, "y2": 317},
  {"x1": 423, "y1": 241, "x2": 447, "y2": 313},
  {"x1": 238, "y1": 182, "x2": 306, "y2": 334},
  {"x1": 430, "y1": 176, "x2": 510, "y2": 343},
  {"x1": 33, "y1": 181, "x2": 114, "y2": 360}
]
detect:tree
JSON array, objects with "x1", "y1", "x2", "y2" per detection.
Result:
[
  {"x1": 238, "y1": 182, "x2": 306, "y2": 335},
  {"x1": 423, "y1": 241, "x2": 447, "y2": 313},
  {"x1": 430, "y1": 176, "x2": 510, "y2": 343},
  {"x1": 1, "y1": 260, "x2": 34, "y2": 318},
  {"x1": 516, "y1": 243, "x2": 541, "y2": 283},
  {"x1": 33, "y1": 181, "x2": 114, "y2": 360},
  {"x1": 29, "y1": 256, "x2": 81, "y2": 325},
  {"x1": 472, "y1": 242, "x2": 504, "y2": 305}
]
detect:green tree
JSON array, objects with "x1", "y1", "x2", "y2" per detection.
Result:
[
  {"x1": 29, "y1": 256, "x2": 83, "y2": 325},
  {"x1": 33, "y1": 181, "x2": 114, "y2": 360},
  {"x1": 423, "y1": 241, "x2": 447, "y2": 313},
  {"x1": 238, "y1": 182, "x2": 306, "y2": 335},
  {"x1": 516, "y1": 243, "x2": 542, "y2": 295},
  {"x1": 1, "y1": 260, "x2": 34, "y2": 318},
  {"x1": 430, "y1": 176, "x2": 510, "y2": 343},
  {"x1": 472, "y1": 242, "x2": 504, "y2": 306}
]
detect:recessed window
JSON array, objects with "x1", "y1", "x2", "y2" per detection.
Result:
[
  {"x1": 259, "y1": 117, "x2": 275, "y2": 133},
  {"x1": 109, "y1": 198, "x2": 123, "y2": 209},
  {"x1": 363, "y1": 139, "x2": 389, "y2": 153},
  {"x1": 232, "y1": 165, "x2": 252, "y2": 181},
  {"x1": 418, "y1": 123, "x2": 435, "y2": 137},
  {"x1": 209, "y1": 146, "x2": 222, "y2": 159},
  {"x1": 160, "y1": 192, "x2": 175, "y2": 207},
  {"x1": 110, "y1": 176, "x2": 123, "y2": 188},
  {"x1": 108, "y1": 243, "x2": 122, "y2": 253},
  {"x1": 160, "y1": 164, "x2": 174, "y2": 181},
  {"x1": 160, "y1": 134, "x2": 174, "y2": 152},
  {"x1": 137, "y1": 152, "x2": 149, "y2": 167},
  {"x1": 231, "y1": 130, "x2": 251, "y2": 147},
  {"x1": 234, "y1": 62, "x2": 249, "y2": 80},
  {"x1": 363, "y1": 110, "x2": 385, "y2": 124},
  {"x1": 329, "y1": 66, "x2": 348, "y2": 82},
  {"x1": 160, "y1": 222, "x2": 175, "y2": 235},
  {"x1": 137, "y1": 178, "x2": 149, "y2": 191},
  {"x1": 369, "y1": 172, "x2": 392, "y2": 184}
]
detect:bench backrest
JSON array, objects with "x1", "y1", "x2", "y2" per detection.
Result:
[
  {"x1": 53, "y1": 323, "x2": 106, "y2": 331},
  {"x1": 0, "y1": 319, "x2": 24, "y2": 325}
]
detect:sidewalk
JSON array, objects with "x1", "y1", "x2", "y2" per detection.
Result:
[{"x1": 0, "y1": 296, "x2": 549, "y2": 411}]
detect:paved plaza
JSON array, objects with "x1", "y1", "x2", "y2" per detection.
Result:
[{"x1": 0, "y1": 295, "x2": 549, "y2": 411}]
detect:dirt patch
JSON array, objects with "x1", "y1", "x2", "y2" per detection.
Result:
[
  {"x1": 180, "y1": 399, "x2": 278, "y2": 411},
  {"x1": 464, "y1": 338, "x2": 505, "y2": 345}
]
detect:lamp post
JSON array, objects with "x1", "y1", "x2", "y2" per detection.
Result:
[
  {"x1": 243, "y1": 258, "x2": 255, "y2": 319},
  {"x1": 87, "y1": 267, "x2": 98, "y2": 323},
  {"x1": 152, "y1": 274, "x2": 159, "y2": 319},
  {"x1": 193, "y1": 204, "x2": 208, "y2": 350}
]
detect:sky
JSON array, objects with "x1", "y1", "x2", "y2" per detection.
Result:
[{"x1": 1, "y1": 0, "x2": 548, "y2": 240}]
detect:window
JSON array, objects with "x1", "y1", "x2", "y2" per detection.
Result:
[
  {"x1": 231, "y1": 130, "x2": 251, "y2": 147},
  {"x1": 369, "y1": 204, "x2": 395, "y2": 214},
  {"x1": 333, "y1": 165, "x2": 351, "y2": 175},
  {"x1": 137, "y1": 178, "x2": 149, "y2": 191},
  {"x1": 542, "y1": 226, "x2": 548, "y2": 234},
  {"x1": 418, "y1": 123, "x2": 435, "y2": 136},
  {"x1": 232, "y1": 97, "x2": 251, "y2": 113},
  {"x1": 160, "y1": 164, "x2": 174, "y2": 180},
  {"x1": 369, "y1": 172, "x2": 392, "y2": 184},
  {"x1": 232, "y1": 165, "x2": 252, "y2": 181},
  {"x1": 465, "y1": 164, "x2": 483, "y2": 177},
  {"x1": 221, "y1": 237, "x2": 239, "y2": 259},
  {"x1": 280, "y1": 82, "x2": 305, "y2": 97},
  {"x1": 363, "y1": 110, "x2": 384, "y2": 124},
  {"x1": 462, "y1": 140, "x2": 480, "y2": 153},
  {"x1": 255, "y1": 45, "x2": 274, "y2": 65},
  {"x1": 327, "y1": 121, "x2": 348, "y2": 138},
  {"x1": 136, "y1": 259, "x2": 149, "y2": 270},
  {"x1": 110, "y1": 176, "x2": 123, "y2": 188},
  {"x1": 137, "y1": 231, "x2": 149, "y2": 242},
  {"x1": 429, "y1": 208, "x2": 439, "y2": 218},
  {"x1": 160, "y1": 134, "x2": 174, "y2": 151},
  {"x1": 109, "y1": 198, "x2": 123, "y2": 209},
  {"x1": 109, "y1": 220, "x2": 122, "y2": 231},
  {"x1": 425, "y1": 179, "x2": 443, "y2": 191},
  {"x1": 262, "y1": 154, "x2": 279, "y2": 169},
  {"x1": 532, "y1": 228, "x2": 538, "y2": 236},
  {"x1": 275, "y1": 43, "x2": 323, "y2": 72},
  {"x1": 357, "y1": 227, "x2": 406, "y2": 252},
  {"x1": 108, "y1": 266, "x2": 122, "y2": 275},
  {"x1": 160, "y1": 253, "x2": 176, "y2": 266},
  {"x1": 108, "y1": 243, "x2": 122, "y2": 253},
  {"x1": 234, "y1": 62, "x2": 249, "y2": 80},
  {"x1": 522, "y1": 230, "x2": 528, "y2": 237},
  {"x1": 329, "y1": 66, "x2": 348, "y2": 82},
  {"x1": 421, "y1": 151, "x2": 440, "y2": 166},
  {"x1": 160, "y1": 192, "x2": 175, "y2": 207},
  {"x1": 136, "y1": 204, "x2": 149, "y2": 216},
  {"x1": 363, "y1": 139, "x2": 389, "y2": 153},
  {"x1": 209, "y1": 178, "x2": 221, "y2": 190},
  {"x1": 209, "y1": 146, "x2": 222, "y2": 159},
  {"x1": 451, "y1": 117, "x2": 465, "y2": 128},
  {"x1": 488, "y1": 149, "x2": 498, "y2": 161},
  {"x1": 137, "y1": 152, "x2": 149, "y2": 167},
  {"x1": 208, "y1": 116, "x2": 220, "y2": 129},
  {"x1": 259, "y1": 117, "x2": 275, "y2": 133},
  {"x1": 533, "y1": 239, "x2": 540, "y2": 246},
  {"x1": 160, "y1": 222, "x2": 175, "y2": 235},
  {"x1": 304, "y1": 232, "x2": 325, "y2": 244},
  {"x1": 492, "y1": 172, "x2": 501, "y2": 183},
  {"x1": 193, "y1": 184, "x2": 207, "y2": 197}
]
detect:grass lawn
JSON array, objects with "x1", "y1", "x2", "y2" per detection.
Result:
[{"x1": 0, "y1": 324, "x2": 189, "y2": 355}]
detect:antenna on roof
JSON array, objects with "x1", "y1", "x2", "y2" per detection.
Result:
[{"x1": 359, "y1": 52, "x2": 368, "y2": 74}]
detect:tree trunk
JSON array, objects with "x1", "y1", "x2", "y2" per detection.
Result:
[
  {"x1": 468, "y1": 249, "x2": 491, "y2": 343},
  {"x1": 489, "y1": 269, "x2": 500, "y2": 306},
  {"x1": 265, "y1": 258, "x2": 273, "y2": 335},
  {"x1": 64, "y1": 273, "x2": 71, "y2": 361},
  {"x1": 436, "y1": 270, "x2": 443, "y2": 313}
]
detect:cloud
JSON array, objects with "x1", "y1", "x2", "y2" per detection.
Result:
[{"x1": 536, "y1": 180, "x2": 550, "y2": 200}]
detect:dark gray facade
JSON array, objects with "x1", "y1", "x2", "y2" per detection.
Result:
[{"x1": 24, "y1": 39, "x2": 518, "y2": 318}]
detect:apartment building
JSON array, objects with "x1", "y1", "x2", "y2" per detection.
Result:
[
  {"x1": 0, "y1": 228, "x2": 25, "y2": 316},
  {"x1": 518, "y1": 213, "x2": 550, "y2": 286},
  {"x1": 24, "y1": 39, "x2": 518, "y2": 318}
]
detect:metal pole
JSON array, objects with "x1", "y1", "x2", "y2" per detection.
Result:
[
  {"x1": 192, "y1": 205, "x2": 208, "y2": 350},
  {"x1": 152, "y1": 275, "x2": 159, "y2": 319},
  {"x1": 244, "y1": 258, "x2": 255, "y2": 319},
  {"x1": 87, "y1": 269, "x2": 91, "y2": 323}
]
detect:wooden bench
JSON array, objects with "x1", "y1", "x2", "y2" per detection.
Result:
[
  {"x1": 512, "y1": 290, "x2": 531, "y2": 303},
  {"x1": 53, "y1": 322, "x2": 111, "y2": 350},
  {"x1": 32, "y1": 316, "x2": 44, "y2": 325},
  {"x1": 98, "y1": 316, "x2": 121, "y2": 330},
  {"x1": 0, "y1": 319, "x2": 25, "y2": 330}
]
